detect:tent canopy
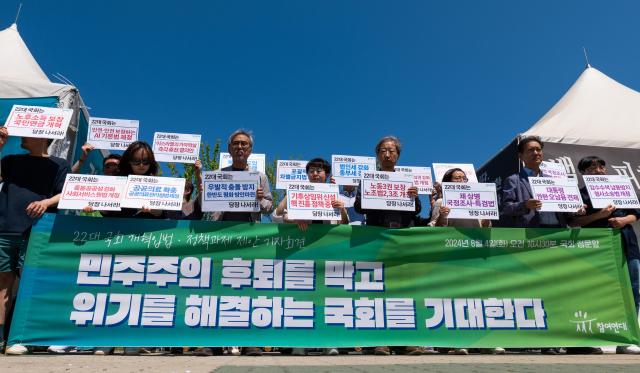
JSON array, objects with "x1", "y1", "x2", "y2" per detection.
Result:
[
  {"x1": 0, "y1": 23, "x2": 74, "y2": 98},
  {"x1": 523, "y1": 67, "x2": 640, "y2": 149}
]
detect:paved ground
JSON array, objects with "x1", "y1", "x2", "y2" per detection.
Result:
[{"x1": 1, "y1": 354, "x2": 639, "y2": 373}]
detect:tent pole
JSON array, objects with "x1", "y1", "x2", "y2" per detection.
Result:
[
  {"x1": 582, "y1": 47, "x2": 591, "y2": 69},
  {"x1": 14, "y1": 3, "x2": 23, "y2": 25}
]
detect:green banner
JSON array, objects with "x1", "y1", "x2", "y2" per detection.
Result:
[{"x1": 8, "y1": 213, "x2": 640, "y2": 348}]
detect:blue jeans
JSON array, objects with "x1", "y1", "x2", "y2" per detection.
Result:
[{"x1": 628, "y1": 258, "x2": 640, "y2": 315}]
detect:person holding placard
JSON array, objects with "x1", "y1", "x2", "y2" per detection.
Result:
[
  {"x1": 500, "y1": 136, "x2": 569, "y2": 355},
  {"x1": 569, "y1": 156, "x2": 640, "y2": 355},
  {"x1": 501, "y1": 136, "x2": 568, "y2": 229},
  {"x1": 0, "y1": 127, "x2": 70, "y2": 355},
  {"x1": 429, "y1": 168, "x2": 491, "y2": 228},
  {"x1": 354, "y1": 136, "x2": 422, "y2": 356},
  {"x1": 104, "y1": 141, "x2": 165, "y2": 220},
  {"x1": 271, "y1": 157, "x2": 347, "y2": 356},
  {"x1": 207, "y1": 130, "x2": 273, "y2": 226},
  {"x1": 272, "y1": 158, "x2": 348, "y2": 230},
  {"x1": 354, "y1": 136, "x2": 421, "y2": 230}
]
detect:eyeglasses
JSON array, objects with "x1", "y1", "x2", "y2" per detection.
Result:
[
  {"x1": 231, "y1": 141, "x2": 251, "y2": 148},
  {"x1": 308, "y1": 167, "x2": 326, "y2": 174},
  {"x1": 130, "y1": 159, "x2": 151, "y2": 166},
  {"x1": 103, "y1": 163, "x2": 119, "y2": 170},
  {"x1": 585, "y1": 164, "x2": 606, "y2": 173},
  {"x1": 452, "y1": 176, "x2": 469, "y2": 182}
]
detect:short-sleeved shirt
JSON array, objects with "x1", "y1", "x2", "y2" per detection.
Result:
[
  {"x1": 579, "y1": 187, "x2": 640, "y2": 261},
  {"x1": 0, "y1": 154, "x2": 70, "y2": 233}
]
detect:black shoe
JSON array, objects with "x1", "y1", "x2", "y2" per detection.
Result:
[
  {"x1": 541, "y1": 348, "x2": 562, "y2": 355},
  {"x1": 565, "y1": 347, "x2": 603, "y2": 355}
]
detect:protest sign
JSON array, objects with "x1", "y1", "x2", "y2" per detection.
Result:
[
  {"x1": 10, "y1": 214, "x2": 640, "y2": 348},
  {"x1": 361, "y1": 171, "x2": 414, "y2": 211},
  {"x1": 540, "y1": 161, "x2": 569, "y2": 179},
  {"x1": 583, "y1": 175, "x2": 640, "y2": 209},
  {"x1": 152, "y1": 132, "x2": 201, "y2": 163},
  {"x1": 87, "y1": 117, "x2": 139, "y2": 150},
  {"x1": 395, "y1": 166, "x2": 433, "y2": 194},
  {"x1": 286, "y1": 182, "x2": 340, "y2": 221},
  {"x1": 432, "y1": 163, "x2": 478, "y2": 183},
  {"x1": 441, "y1": 182, "x2": 499, "y2": 220},
  {"x1": 201, "y1": 171, "x2": 260, "y2": 212},
  {"x1": 530, "y1": 177, "x2": 583, "y2": 212},
  {"x1": 3, "y1": 105, "x2": 73, "y2": 139},
  {"x1": 331, "y1": 155, "x2": 376, "y2": 186},
  {"x1": 121, "y1": 175, "x2": 185, "y2": 211},
  {"x1": 276, "y1": 160, "x2": 309, "y2": 189},
  {"x1": 58, "y1": 174, "x2": 128, "y2": 211},
  {"x1": 219, "y1": 153, "x2": 266, "y2": 173}
]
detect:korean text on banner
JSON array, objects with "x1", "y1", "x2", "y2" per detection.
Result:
[
  {"x1": 432, "y1": 163, "x2": 478, "y2": 183},
  {"x1": 9, "y1": 214, "x2": 640, "y2": 348},
  {"x1": 58, "y1": 174, "x2": 128, "y2": 211},
  {"x1": 201, "y1": 171, "x2": 260, "y2": 212},
  {"x1": 276, "y1": 160, "x2": 309, "y2": 190},
  {"x1": 153, "y1": 132, "x2": 202, "y2": 164},
  {"x1": 583, "y1": 175, "x2": 640, "y2": 209},
  {"x1": 121, "y1": 175, "x2": 185, "y2": 211},
  {"x1": 530, "y1": 177, "x2": 583, "y2": 212},
  {"x1": 395, "y1": 166, "x2": 433, "y2": 195},
  {"x1": 87, "y1": 117, "x2": 139, "y2": 151},
  {"x1": 219, "y1": 153, "x2": 266, "y2": 173},
  {"x1": 361, "y1": 171, "x2": 414, "y2": 211},
  {"x1": 442, "y1": 182, "x2": 499, "y2": 220},
  {"x1": 4, "y1": 105, "x2": 73, "y2": 139},
  {"x1": 286, "y1": 182, "x2": 340, "y2": 221},
  {"x1": 540, "y1": 161, "x2": 569, "y2": 179},
  {"x1": 331, "y1": 155, "x2": 376, "y2": 186}
]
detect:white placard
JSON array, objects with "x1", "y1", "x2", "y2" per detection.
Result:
[
  {"x1": 201, "y1": 171, "x2": 260, "y2": 212},
  {"x1": 361, "y1": 171, "x2": 415, "y2": 211},
  {"x1": 583, "y1": 175, "x2": 640, "y2": 209},
  {"x1": 121, "y1": 175, "x2": 185, "y2": 211},
  {"x1": 87, "y1": 117, "x2": 139, "y2": 150},
  {"x1": 540, "y1": 161, "x2": 568, "y2": 179},
  {"x1": 3, "y1": 105, "x2": 73, "y2": 139},
  {"x1": 529, "y1": 177, "x2": 583, "y2": 212},
  {"x1": 395, "y1": 166, "x2": 433, "y2": 194},
  {"x1": 58, "y1": 174, "x2": 127, "y2": 211},
  {"x1": 286, "y1": 182, "x2": 340, "y2": 221},
  {"x1": 442, "y1": 182, "x2": 500, "y2": 220},
  {"x1": 331, "y1": 154, "x2": 376, "y2": 186},
  {"x1": 432, "y1": 163, "x2": 478, "y2": 183},
  {"x1": 153, "y1": 132, "x2": 201, "y2": 163},
  {"x1": 276, "y1": 160, "x2": 309, "y2": 189},
  {"x1": 219, "y1": 152, "x2": 266, "y2": 173}
]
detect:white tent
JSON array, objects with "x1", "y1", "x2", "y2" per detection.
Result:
[
  {"x1": 0, "y1": 22, "x2": 89, "y2": 163},
  {"x1": 523, "y1": 66, "x2": 640, "y2": 149}
]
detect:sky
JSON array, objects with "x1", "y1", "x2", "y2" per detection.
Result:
[{"x1": 2, "y1": 0, "x2": 640, "y2": 172}]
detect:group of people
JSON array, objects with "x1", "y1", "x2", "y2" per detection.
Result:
[{"x1": 0, "y1": 127, "x2": 638, "y2": 356}]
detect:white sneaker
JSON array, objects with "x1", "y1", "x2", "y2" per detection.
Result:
[
  {"x1": 47, "y1": 345, "x2": 74, "y2": 354},
  {"x1": 5, "y1": 344, "x2": 28, "y2": 355},
  {"x1": 324, "y1": 348, "x2": 339, "y2": 356},
  {"x1": 616, "y1": 345, "x2": 640, "y2": 354},
  {"x1": 492, "y1": 347, "x2": 506, "y2": 354},
  {"x1": 230, "y1": 347, "x2": 241, "y2": 356}
]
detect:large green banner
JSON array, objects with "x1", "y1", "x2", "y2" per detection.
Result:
[{"x1": 8, "y1": 213, "x2": 640, "y2": 347}]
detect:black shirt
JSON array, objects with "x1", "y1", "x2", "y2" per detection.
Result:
[
  {"x1": 579, "y1": 186, "x2": 640, "y2": 261},
  {"x1": 0, "y1": 154, "x2": 70, "y2": 233}
]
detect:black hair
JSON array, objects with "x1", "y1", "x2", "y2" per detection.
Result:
[
  {"x1": 118, "y1": 141, "x2": 158, "y2": 176},
  {"x1": 441, "y1": 168, "x2": 466, "y2": 183},
  {"x1": 517, "y1": 136, "x2": 543, "y2": 153},
  {"x1": 578, "y1": 156, "x2": 606, "y2": 173},
  {"x1": 103, "y1": 154, "x2": 122, "y2": 165},
  {"x1": 305, "y1": 158, "x2": 331, "y2": 175}
]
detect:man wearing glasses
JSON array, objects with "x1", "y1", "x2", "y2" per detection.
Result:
[{"x1": 211, "y1": 129, "x2": 273, "y2": 223}]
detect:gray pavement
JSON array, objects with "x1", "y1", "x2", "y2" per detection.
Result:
[{"x1": 1, "y1": 354, "x2": 639, "y2": 373}]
